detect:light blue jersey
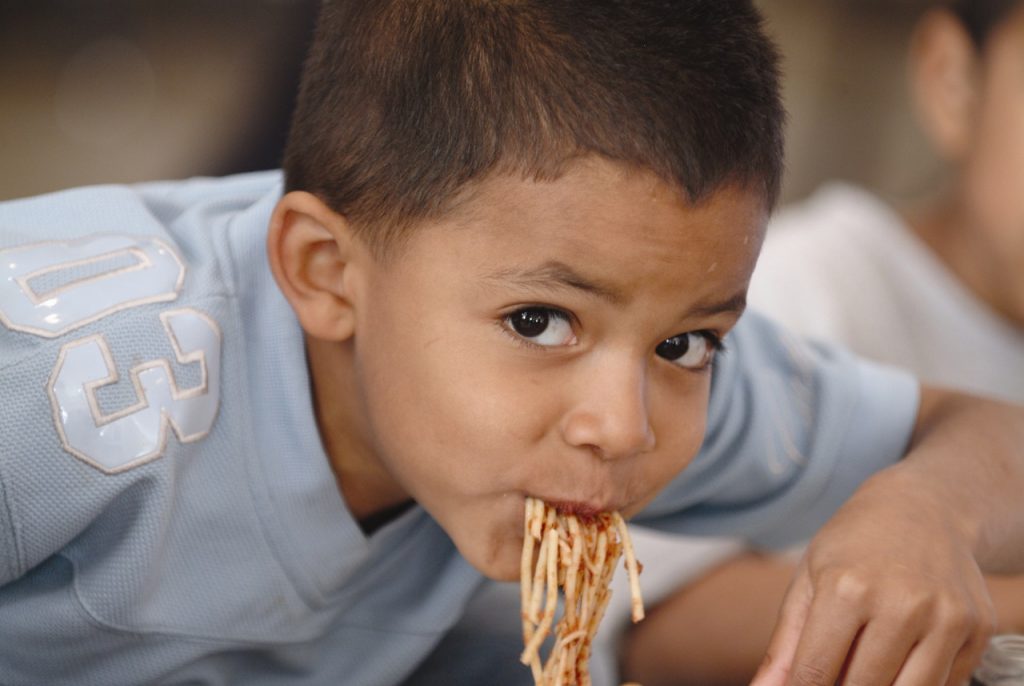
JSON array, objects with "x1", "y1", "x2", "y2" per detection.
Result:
[{"x1": 0, "y1": 172, "x2": 918, "y2": 685}]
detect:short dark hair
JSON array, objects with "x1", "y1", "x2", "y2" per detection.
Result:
[
  {"x1": 283, "y1": 0, "x2": 784, "y2": 255},
  {"x1": 949, "y1": 0, "x2": 1021, "y2": 47}
]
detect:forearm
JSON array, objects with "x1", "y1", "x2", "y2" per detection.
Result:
[
  {"x1": 620, "y1": 551, "x2": 794, "y2": 686},
  {"x1": 898, "y1": 386, "x2": 1024, "y2": 573}
]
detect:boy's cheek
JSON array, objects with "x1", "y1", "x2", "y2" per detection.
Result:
[
  {"x1": 637, "y1": 426, "x2": 707, "y2": 510},
  {"x1": 406, "y1": 477, "x2": 527, "y2": 580},
  {"x1": 647, "y1": 383, "x2": 711, "y2": 467}
]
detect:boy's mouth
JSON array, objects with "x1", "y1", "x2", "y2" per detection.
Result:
[{"x1": 545, "y1": 500, "x2": 605, "y2": 520}]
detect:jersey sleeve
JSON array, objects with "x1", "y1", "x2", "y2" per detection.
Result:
[
  {"x1": 637, "y1": 310, "x2": 920, "y2": 549},
  {"x1": 0, "y1": 179, "x2": 247, "y2": 586}
]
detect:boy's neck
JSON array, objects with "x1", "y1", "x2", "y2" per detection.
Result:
[
  {"x1": 305, "y1": 336, "x2": 413, "y2": 526},
  {"x1": 906, "y1": 197, "x2": 1024, "y2": 329},
  {"x1": 356, "y1": 500, "x2": 417, "y2": 536}
]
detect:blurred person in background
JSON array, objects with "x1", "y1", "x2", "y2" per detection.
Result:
[{"x1": 620, "y1": 2, "x2": 1024, "y2": 685}]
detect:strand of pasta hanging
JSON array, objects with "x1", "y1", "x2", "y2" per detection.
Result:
[{"x1": 519, "y1": 497, "x2": 644, "y2": 686}]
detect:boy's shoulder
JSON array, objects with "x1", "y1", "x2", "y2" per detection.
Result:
[
  {"x1": 0, "y1": 171, "x2": 283, "y2": 413},
  {"x1": 0, "y1": 170, "x2": 282, "y2": 362},
  {"x1": 0, "y1": 171, "x2": 282, "y2": 584},
  {"x1": 0, "y1": 171, "x2": 282, "y2": 311},
  {"x1": 0, "y1": 170, "x2": 280, "y2": 231}
]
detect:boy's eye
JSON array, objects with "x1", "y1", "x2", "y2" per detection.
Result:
[
  {"x1": 505, "y1": 307, "x2": 576, "y2": 347},
  {"x1": 655, "y1": 332, "x2": 718, "y2": 370}
]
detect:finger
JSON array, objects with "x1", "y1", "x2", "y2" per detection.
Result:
[
  {"x1": 890, "y1": 635, "x2": 957, "y2": 686},
  {"x1": 750, "y1": 571, "x2": 814, "y2": 686},
  {"x1": 946, "y1": 610, "x2": 995, "y2": 686},
  {"x1": 836, "y1": 618, "x2": 920, "y2": 686},
  {"x1": 781, "y1": 574, "x2": 871, "y2": 686},
  {"x1": 946, "y1": 582, "x2": 997, "y2": 686},
  {"x1": 945, "y1": 635, "x2": 989, "y2": 686},
  {"x1": 891, "y1": 613, "x2": 982, "y2": 686}
]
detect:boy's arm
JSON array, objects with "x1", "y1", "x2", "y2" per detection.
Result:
[
  {"x1": 752, "y1": 387, "x2": 1024, "y2": 686},
  {"x1": 620, "y1": 550, "x2": 794, "y2": 686}
]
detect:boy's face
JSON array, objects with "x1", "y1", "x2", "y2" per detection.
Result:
[{"x1": 343, "y1": 158, "x2": 766, "y2": 580}]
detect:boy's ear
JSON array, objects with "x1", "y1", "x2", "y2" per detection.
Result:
[
  {"x1": 267, "y1": 191, "x2": 366, "y2": 341},
  {"x1": 909, "y1": 8, "x2": 980, "y2": 162}
]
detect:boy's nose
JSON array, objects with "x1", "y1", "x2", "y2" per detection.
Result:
[{"x1": 559, "y1": 356, "x2": 656, "y2": 461}]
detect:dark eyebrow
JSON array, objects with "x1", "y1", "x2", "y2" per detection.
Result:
[
  {"x1": 688, "y1": 291, "x2": 748, "y2": 318},
  {"x1": 483, "y1": 260, "x2": 747, "y2": 319},
  {"x1": 482, "y1": 260, "x2": 626, "y2": 303}
]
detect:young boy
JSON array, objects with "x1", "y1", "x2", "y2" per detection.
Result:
[
  {"x1": 0, "y1": 2, "x2": 1022, "y2": 686},
  {"x1": 620, "y1": 2, "x2": 1024, "y2": 684}
]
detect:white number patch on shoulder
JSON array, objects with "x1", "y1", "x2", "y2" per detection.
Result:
[
  {"x1": 0, "y1": 235, "x2": 185, "y2": 337},
  {"x1": 48, "y1": 309, "x2": 221, "y2": 473},
  {"x1": 1, "y1": 235, "x2": 222, "y2": 474}
]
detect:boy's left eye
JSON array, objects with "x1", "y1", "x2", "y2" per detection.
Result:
[{"x1": 655, "y1": 332, "x2": 719, "y2": 370}]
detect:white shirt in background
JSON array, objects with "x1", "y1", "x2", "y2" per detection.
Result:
[{"x1": 749, "y1": 182, "x2": 1024, "y2": 404}]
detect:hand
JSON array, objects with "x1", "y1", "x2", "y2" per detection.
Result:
[{"x1": 750, "y1": 465, "x2": 996, "y2": 686}]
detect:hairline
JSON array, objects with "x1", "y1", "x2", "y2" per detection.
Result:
[{"x1": 335, "y1": 157, "x2": 774, "y2": 263}]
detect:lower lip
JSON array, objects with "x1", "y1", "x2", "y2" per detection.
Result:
[{"x1": 546, "y1": 500, "x2": 603, "y2": 520}]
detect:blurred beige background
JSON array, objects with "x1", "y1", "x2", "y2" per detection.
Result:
[
  {"x1": 0, "y1": 1, "x2": 318, "y2": 200},
  {"x1": 763, "y1": 0, "x2": 939, "y2": 206},
  {"x1": 0, "y1": 1, "x2": 938, "y2": 206}
]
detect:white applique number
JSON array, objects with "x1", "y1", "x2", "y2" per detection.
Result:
[
  {"x1": 0, "y1": 235, "x2": 185, "y2": 337},
  {"x1": 0, "y1": 235, "x2": 221, "y2": 473}
]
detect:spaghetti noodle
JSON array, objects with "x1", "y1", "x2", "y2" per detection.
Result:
[{"x1": 520, "y1": 497, "x2": 645, "y2": 686}]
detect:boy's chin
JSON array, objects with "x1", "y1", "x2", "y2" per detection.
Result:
[
  {"x1": 461, "y1": 542, "x2": 522, "y2": 582},
  {"x1": 482, "y1": 564, "x2": 521, "y2": 583}
]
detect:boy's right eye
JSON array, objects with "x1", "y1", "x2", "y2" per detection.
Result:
[{"x1": 504, "y1": 307, "x2": 576, "y2": 347}]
